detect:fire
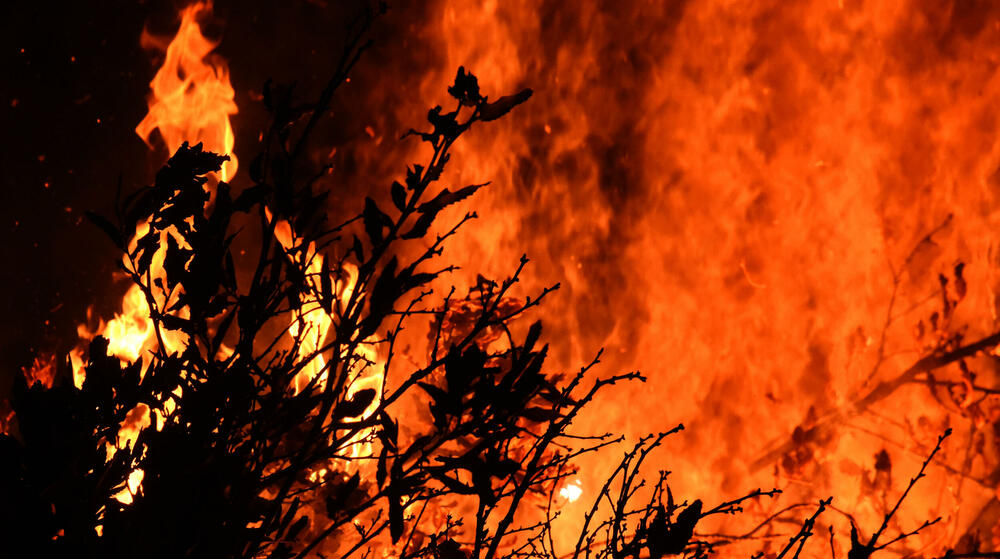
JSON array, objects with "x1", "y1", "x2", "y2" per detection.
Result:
[
  {"x1": 72, "y1": 0, "x2": 383, "y2": 510},
  {"x1": 72, "y1": 2, "x2": 235, "y2": 384},
  {"x1": 66, "y1": 1, "x2": 238, "y2": 507},
  {"x1": 270, "y1": 213, "x2": 383, "y2": 461},
  {"x1": 32, "y1": 1, "x2": 1000, "y2": 555},
  {"x1": 334, "y1": 0, "x2": 1000, "y2": 555},
  {"x1": 135, "y1": 1, "x2": 237, "y2": 182}
]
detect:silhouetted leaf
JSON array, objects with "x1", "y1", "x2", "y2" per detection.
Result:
[
  {"x1": 650, "y1": 499, "x2": 702, "y2": 558},
  {"x1": 349, "y1": 234, "x2": 365, "y2": 263},
  {"x1": 478, "y1": 89, "x2": 533, "y2": 122},
  {"x1": 520, "y1": 406, "x2": 559, "y2": 423},
  {"x1": 377, "y1": 410, "x2": 398, "y2": 452},
  {"x1": 389, "y1": 492, "x2": 404, "y2": 542},
  {"x1": 405, "y1": 165, "x2": 423, "y2": 190},
  {"x1": 286, "y1": 515, "x2": 309, "y2": 541},
  {"x1": 433, "y1": 472, "x2": 476, "y2": 495},
  {"x1": 377, "y1": 444, "x2": 388, "y2": 489},
  {"x1": 85, "y1": 211, "x2": 124, "y2": 250},
  {"x1": 320, "y1": 254, "x2": 333, "y2": 314},
  {"x1": 391, "y1": 180, "x2": 407, "y2": 212},
  {"x1": 234, "y1": 184, "x2": 266, "y2": 213},
  {"x1": 360, "y1": 256, "x2": 398, "y2": 338},
  {"x1": 848, "y1": 524, "x2": 873, "y2": 559},
  {"x1": 325, "y1": 471, "x2": 361, "y2": 518},
  {"x1": 163, "y1": 234, "x2": 193, "y2": 291},
  {"x1": 447, "y1": 66, "x2": 482, "y2": 106},
  {"x1": 334, "y1": 388, "x2": 376, "y2": 419},
  {"x1": 363, "y1": 197, "x2": 390, "y2": 246},
  {"x1": 418, "y1": 182, "x2": 487, "y2": 216},
  {"x1": 401, "y1": 211, "x2": 435, "y2": 240},
  {"x1": 437, "y1": 539, "x2": 467, "y2": 559}
]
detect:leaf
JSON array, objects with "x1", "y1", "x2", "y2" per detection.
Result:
[
  {"x1": 401, "y1": 272, "x2": 436, "y2": 294},
  {"x1": 389, "y1": 492, "x2": 404, "y2": 543},
  {"x1": 378, "y1": 411, "x2": 398, "y2": 452},
  {"x1": 363, "y1": 197, "x2": 386, "y2": 246},
  {"x1": 325, "y1": 471, "x2": 361, "y2": 518},
  {"x1": 400, "y1": 211, "x2": 435, "y2": 240},
  {"x1": 478, "y1": 88, "x2": 533, "y2": 122},
  {"x1": 334, "y1": 388, "x2": 377, "y2": 419},
  {"x1": 133, "y1": 229, "x2": 159, "y2": 277},
  {"x1": 377, "y1": 449, "x2": 388, "y2": 490},
  {"x1": 417, "y1": 382, "x2": 450, "y2": 412},
  {"x1": 362, "y1": 196, "x2": 394, "y2": 248},
  {"x1": 653, "y1": 499, "x2": 701, "y2": 557},
  {"x1": 490, "y1": 458, "x2": 520, "y2": 478},
  {"x1": 85, "y1": 211, "x2": 124, "y2": 250},
  {"x1": 427, "y1": 106, "x2": 461, "y2": 140},
  {"x1": 248, "y1": 153, "x2": 265, "y2": 184},
  {"x1": 212, "y1": 307, "x2": 238, "y2": 356},
  {"x1": 224, "y1": 249, "x2": 238, "y2": 291},
  {"x1": 360, "y1": 256, "x2": 399, "y2": 338},
  {"x1": 848, "y1": 524, "x2": 873, "y2": 559},
  {"x1": 391, "y1": 180, "x2": 407, "y2": 212},
  {"x1": 405, "y1": 165, "x2": 423, "y2": 190},
  {"x1": 433, "y1": 472, "x2": 477, "y2": 495},
  {"x1": 520, "y1": 406, "x2": 559, "y2": 423},
  {"x1": 447, "y1": 66, "x2": 482, "y2": 107},
  {"x1": 320, "y1": 255, "x2": 333, "y2": 314},
  {"x1": 351, "y1": 234, "x2": 365, "y2": 262},
  {"x1": 419, "y1": 183, "x2": 488, "y2": 216},
  {"x1": 437, "y1": 539, "x2": 467, "y2": 559},
  {"x1": 233, "y1": 184, "x2": 266, "y2": 213},
  {"x1": 286, "y1": 515, "x2": 309, "y2": 541},
  {"x1": 163, "y1": 234, "x2": 193, "y2": 291}
]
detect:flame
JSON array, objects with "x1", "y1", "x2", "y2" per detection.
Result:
[
  {"x1": 21, "y1": 354, "x2": 56, "y2": 389},
  {"x1": 52, "y1": 1, "x2": 1000, "y2": 554},
  {"x1": 73, "y1": 2, "x2": 236, "y2": 386},
  {"x1": 67, "y1": 1, "x2": 237, "y2": 508},
  {"x1": 269, "y1": 212, "x2": 383, "y2": 461},
  {"x1": 77, "y1": 0, "x2": 383, "y2": 513},
  {"x1": 136, "y1": 1, "x2": 237, "y2": 181},
  {"x1": 558, "y1": 479, "x2": 583, "y2": 503},
  {"x1": 331, "y1": 0, "x2": 1000, "y2": 554}
]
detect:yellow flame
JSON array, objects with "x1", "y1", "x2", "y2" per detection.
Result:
[
  {"x1": 72, "y1": 2, "x2": 238, "y2": 512},
  {"x1": 268, "y1": 210, "x2": 383, "y2": 462}
]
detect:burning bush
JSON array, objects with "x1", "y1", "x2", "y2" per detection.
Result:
[
  {"x1": 1, "y1": 4, "x2": 983, "y2": 559},
  {"x1": 0, "y1": 13, "x2": 659, "y2": 555}
]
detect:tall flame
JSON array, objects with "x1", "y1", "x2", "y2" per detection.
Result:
[
  {"x1": 68, "y1": 1, "x2": 239, "y2": 507},
  {"x1": 72, "y1": 1, "x2": 238, "y2": 385},
  {"x1": 135, "y1": 1, "x2": 237, "y2": 182},
  {"x1": 378, "y1": 1, "x2": 1000, "y2": 554}
]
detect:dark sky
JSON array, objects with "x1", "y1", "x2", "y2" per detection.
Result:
[{"x1": 2, "y1": 1, "x2": 163, "y2": 374}]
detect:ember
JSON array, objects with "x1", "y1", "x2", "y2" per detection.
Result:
[{"x1": 6, "y1": 1, "x2": 1000, "y2": 558}]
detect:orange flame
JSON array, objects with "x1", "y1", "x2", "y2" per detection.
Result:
[
  {"x1": 270, "y1": 213, "x2": 383, "y2": 462},
  {"x1": 68, "y1": 1, "x2": 238, "y2": 508},
  {"x1": 388, "y1": 1, "x2": 1000, "y2": 554},
  {"x1": 136, "y1": 1, "x2": 237, "y2": 182}
]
